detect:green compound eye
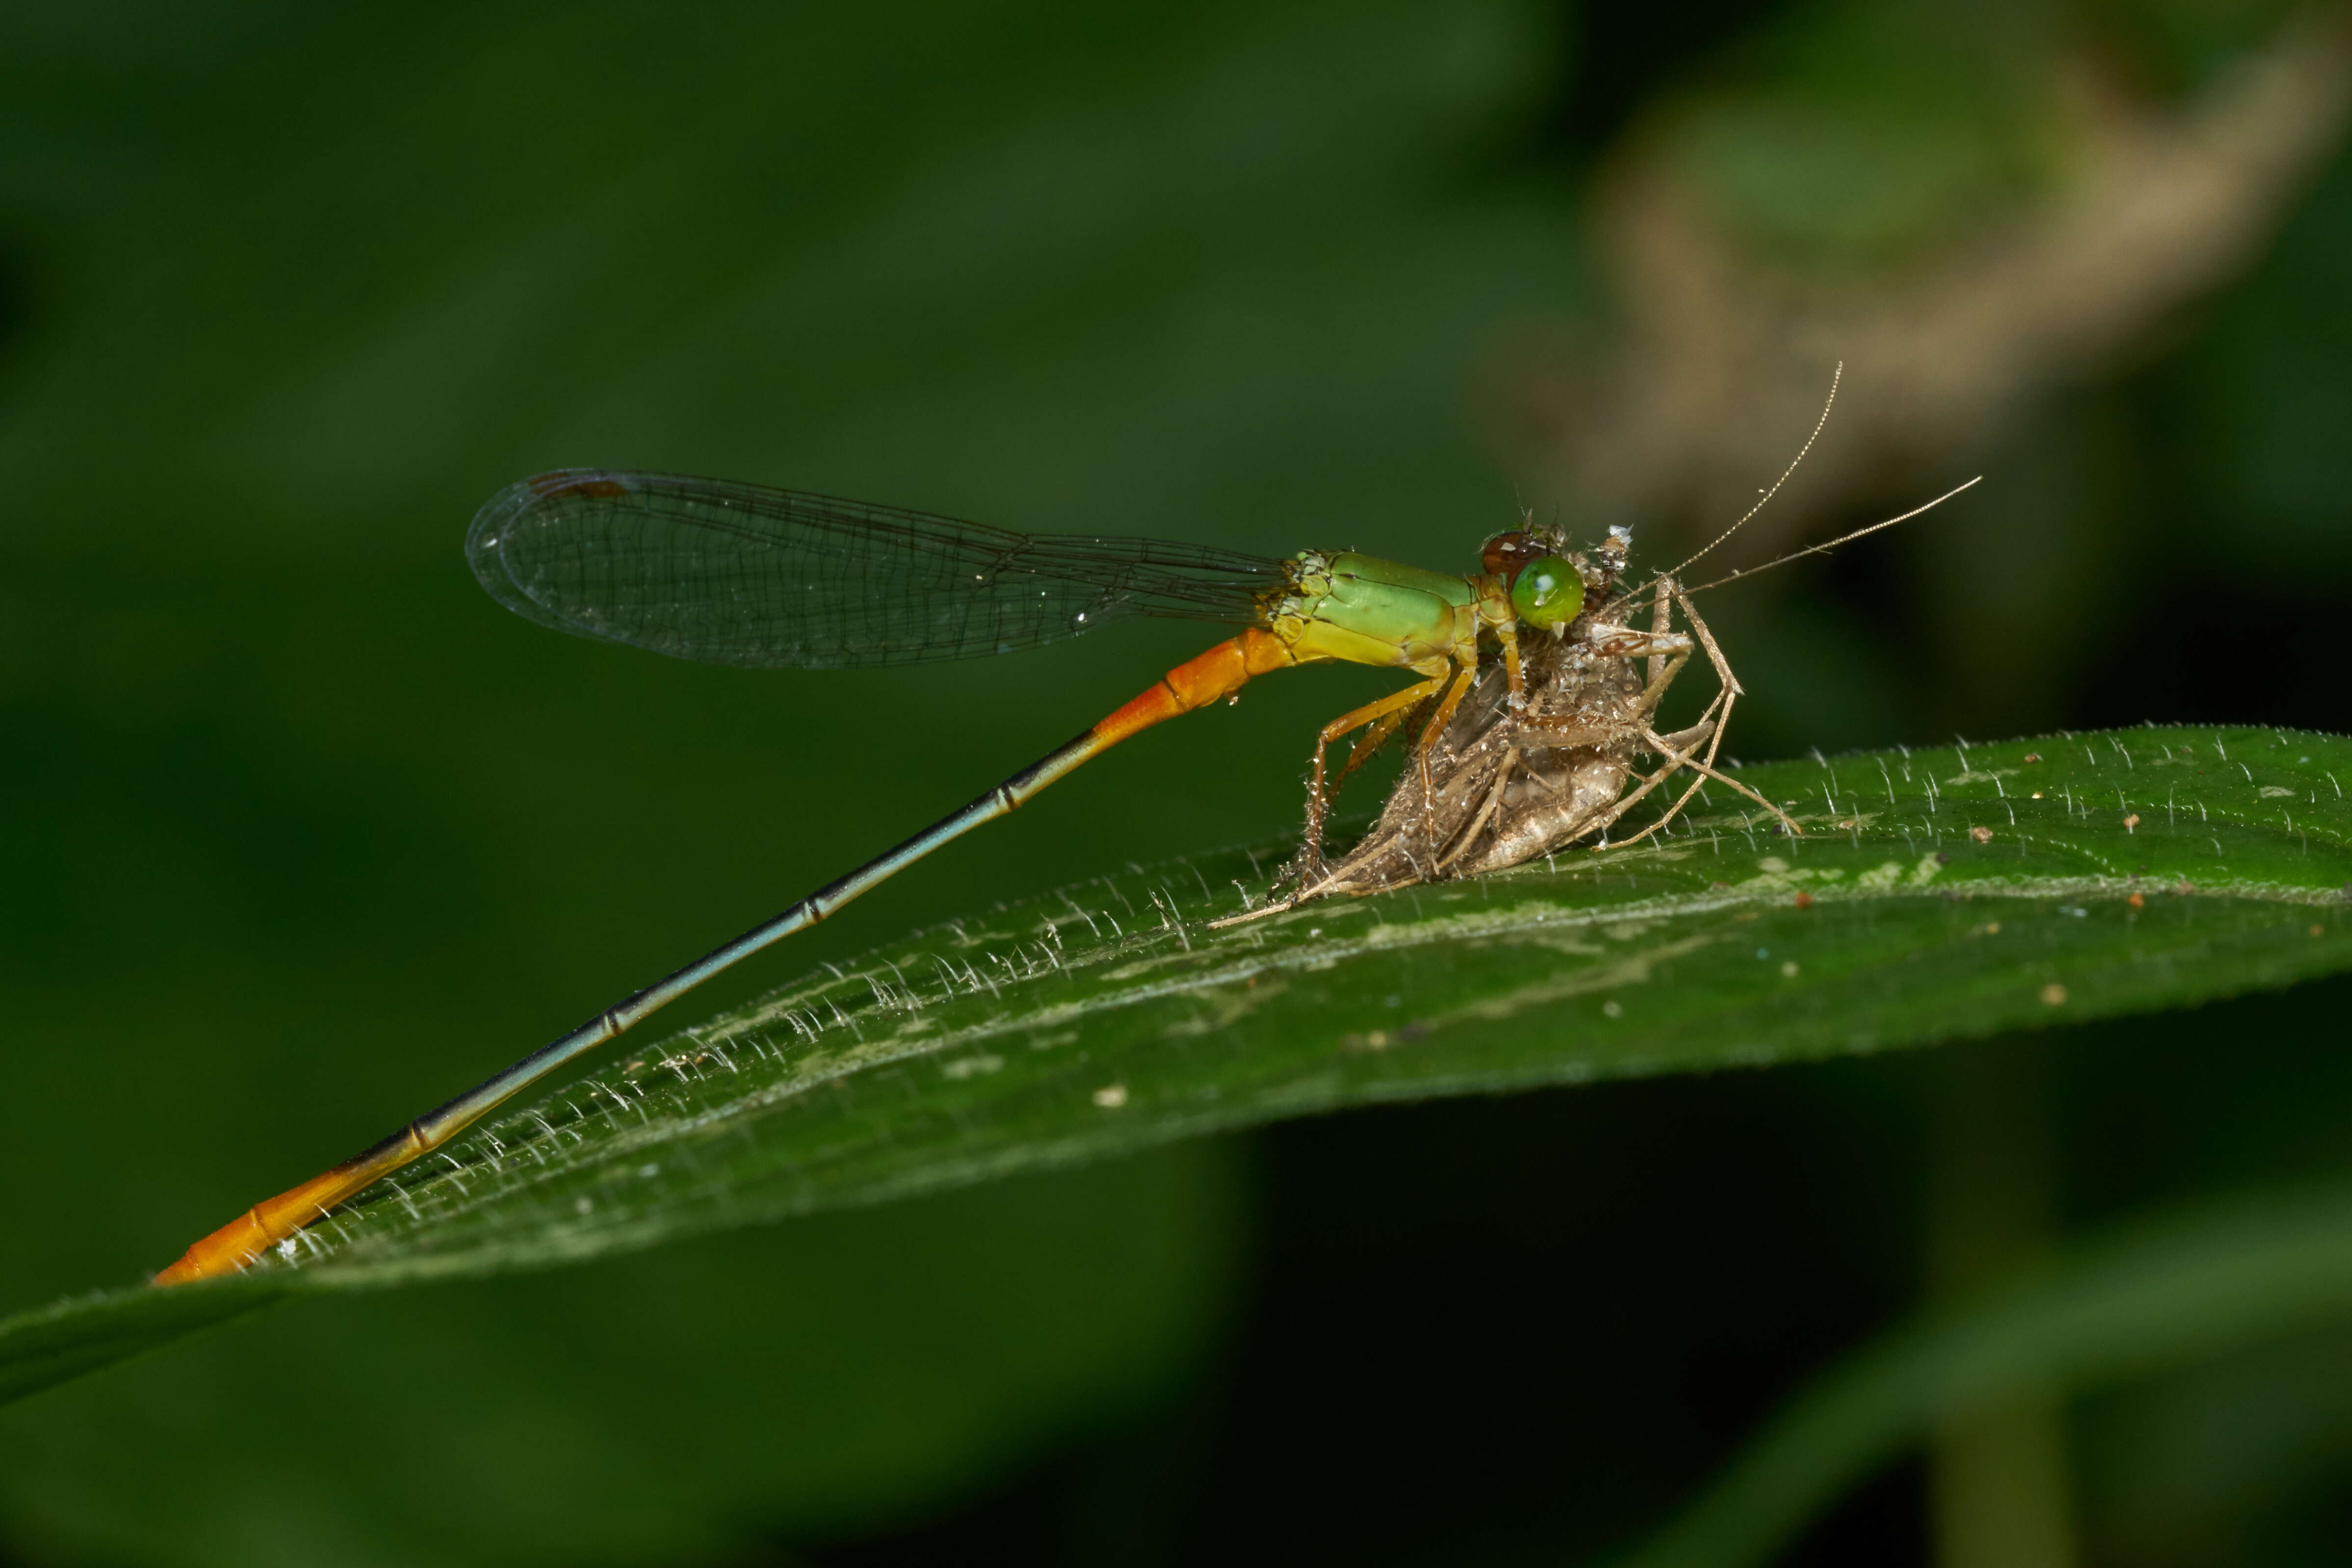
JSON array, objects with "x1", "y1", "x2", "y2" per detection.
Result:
[{"x1": 1509, "y1": 554, "x2": 1584, "y2": 629}]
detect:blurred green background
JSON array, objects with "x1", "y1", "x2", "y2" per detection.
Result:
[{"x1": 5, "y1": 1, "x2": 2352, "y2": 1563}]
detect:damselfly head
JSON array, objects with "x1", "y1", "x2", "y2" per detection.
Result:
[{"x1": 1483, "y1": 528, "x2": 1585, "y2": 632}]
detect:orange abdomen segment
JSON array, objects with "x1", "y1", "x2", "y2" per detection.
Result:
[
  {"x1": 1090, "y1": 628, "x2": 1295, "y2": 748},
  {"x1": 151, "y1": 1158, "x2": 388, "y2": 1284}
]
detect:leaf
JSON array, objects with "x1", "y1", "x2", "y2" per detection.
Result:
[
  {"x1": 0, "y1": 1282, "x2": 281, "y2": 1409},
  {"x1": 1606, "y1": 1178, "x2": 2352, "y2": 1568},
  {"x1": 10, "y1": 724, "x2": 2352, "y2": 1407}
]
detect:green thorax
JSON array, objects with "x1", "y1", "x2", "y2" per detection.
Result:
[{"x1": 1260, "y1": 550, "x2": 1480, "y2": 669}]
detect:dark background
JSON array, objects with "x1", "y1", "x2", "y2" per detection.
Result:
[{"x1": 4, "y1": 2, "x2": 2351, "y2": 1564}]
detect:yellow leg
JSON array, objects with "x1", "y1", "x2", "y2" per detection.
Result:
[
  {"x1": 1336, "y1": 703, "x2": 1418, "y2": 789},
  {"x1": 1495, "y1": 618, "x2": 1526, "y2": 708},
  {"x1": 1406, "y1": 662, "x2": 1481, "y2": 844},
  {"x1": 1301, "y1": 669, "x2": 1451, "y2": 872}
]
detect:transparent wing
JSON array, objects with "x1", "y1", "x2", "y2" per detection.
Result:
[{"x1": 466, "y1": 470, "x2": 1291, "y2": 669}]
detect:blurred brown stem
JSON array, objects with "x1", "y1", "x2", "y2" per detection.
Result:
[{"x1": 1511, "y1": 5, "x2": 2352, "y2": 556}]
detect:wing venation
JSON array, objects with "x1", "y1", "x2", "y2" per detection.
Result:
[{"x1": 466, "y1": 469, "x2": 1288, "y2": 669}]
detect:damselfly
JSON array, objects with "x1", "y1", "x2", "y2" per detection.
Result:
[{"x1": 154, "y1": 451, "x2": 1968, "y2": 1282}]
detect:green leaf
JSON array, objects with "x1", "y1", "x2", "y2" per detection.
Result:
[
  {"x1": 1608, "y1": 1178, "x2": 2352, "y2": 1568},
  {"x1": 10, "y1": 724, "x2": 2351, "y2": 1407},
  {"x1": 0, "y1": 1283, "x2": 281, "y2": 1409}
]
